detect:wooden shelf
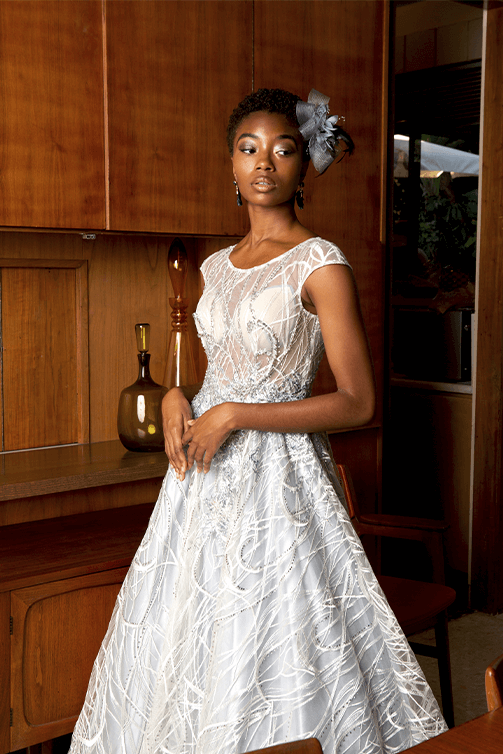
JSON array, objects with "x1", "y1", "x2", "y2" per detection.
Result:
[
  {"x1": 391, "y1": 377, "x2": 473, "y2": 394},
  {"x1": 0, "y1": 502, "x2": 154, "y2": 593},
  {"x1": 0, "y1": 440, "x2": 169, "y2": 502}
]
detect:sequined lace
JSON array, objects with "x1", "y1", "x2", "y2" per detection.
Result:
[{"x1": 70, "y1": 238, "x2": 447, "y2": 754}]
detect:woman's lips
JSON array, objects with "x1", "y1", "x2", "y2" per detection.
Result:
[{"x1": 253, "y1": 179, "x2": 276, "y2": 191}]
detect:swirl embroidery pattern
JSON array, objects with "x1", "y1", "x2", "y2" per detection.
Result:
[{"x1": 70, "y1": 238, "x2": 447, "y2": 754}]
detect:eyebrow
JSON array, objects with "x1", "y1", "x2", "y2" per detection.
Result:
[{"x1": 237, "y1": 132, "x2": 298, "y2": 145}]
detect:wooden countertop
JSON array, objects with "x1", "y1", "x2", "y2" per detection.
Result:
[{"x1": 0, "y1": 440, "x2": 169, "y2": 502}]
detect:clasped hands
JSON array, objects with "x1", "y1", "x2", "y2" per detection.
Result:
[{"x1": 163, "y1": 389, "x2": 236, "y2": 482}]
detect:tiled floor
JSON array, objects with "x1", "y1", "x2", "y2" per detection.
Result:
[{"x1": 411, "y1": 610, "x2": 503, "y2": 726}]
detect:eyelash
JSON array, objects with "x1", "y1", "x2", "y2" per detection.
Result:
[{"x1": 239, "y1": 146, "x2": 294, "y2": 156}]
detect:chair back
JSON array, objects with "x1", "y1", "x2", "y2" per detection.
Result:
[
  {"x1": 336, "y1": 463, "x2": 360, "y2": 521},
  {"x1": 486, "y1": 653, "x2": 503, "y2": 711}
]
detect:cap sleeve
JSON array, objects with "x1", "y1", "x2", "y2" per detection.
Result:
[
  {"x1": 199, "y1": 245, "x2": 233, "y2": 285},
  {"x1": 297, "y1": 238, "x2": 351, "y2": 291}
]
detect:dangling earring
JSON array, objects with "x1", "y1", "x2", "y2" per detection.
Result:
[
  {"x1": 234, "y1": 180, "x2": 242, "y2": 207},
  {"x1": 296, "y1": 181, "x2": 304, "y2": 210}
]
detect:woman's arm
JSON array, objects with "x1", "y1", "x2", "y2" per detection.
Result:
[{"x1": 182, "y1": 264, "x2": 375, "y2": 475}]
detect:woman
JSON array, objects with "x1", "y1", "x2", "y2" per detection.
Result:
[{"x1": 70, "y1": 89, "x2": 447, "y2": 754}]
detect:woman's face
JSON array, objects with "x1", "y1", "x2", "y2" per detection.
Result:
[{"x1": 231, "y1": 111, "x2": 307, "y2": 208}]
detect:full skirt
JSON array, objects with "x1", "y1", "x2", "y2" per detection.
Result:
[{"x1": 69, "y1": 429, "x2": 447, "y2": 754}]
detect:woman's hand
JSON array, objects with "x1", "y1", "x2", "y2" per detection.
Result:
[
  {"x1": 181, "y1": 403, "x2": 237, "y2": 474},
  {"x1": 162, "y1": 387, "x2": 193, "y2": 480}
]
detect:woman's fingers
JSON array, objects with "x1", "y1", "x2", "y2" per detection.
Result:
[
  {"x1": 166, "y1": 424, "x2": 189, "y2": 481},
  {"x1": 188, "y1": 441, "x2": 213, "y2": 474}
]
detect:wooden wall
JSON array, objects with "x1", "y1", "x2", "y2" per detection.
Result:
[
  {"x1": 0, "y1": 0, "x2": 390, "y2": 516},
  {"x1": 0, "y1": 232, "x2": 227, "y2": 450},
  {"x1": 471, "y1": 2, "x2": 503, "y2": 613}
]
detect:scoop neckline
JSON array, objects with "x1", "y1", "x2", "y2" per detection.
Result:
[{"x1": 227, "y1": 236, "x2": 320, "y2": 271}]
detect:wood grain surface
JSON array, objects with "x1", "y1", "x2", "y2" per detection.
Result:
[
  {"x1": 0, "y1": 502, "x2": 153, "y2": 593},
  {"x1": 471, "y1": 4, "x2": 503, "y2": 612},
  {"x1": 1, "y1": 260, "x2": 88, "y2": 451},
  {"x1": 10, "y1": 568, "x2": 129, "y2": 749},
  {"x1": 254, "y1": 0, "x2": 388, "y2": 424},
  {"x1": 402, "y1": 708, "x2": 503, "y2": 753},
  {"x1": 106, "y1": 0, "x2": 251, "y2": 235},
  {"x1": 0, "y1": 1, "x2": 105, "y2": 229},
  {"x1": 0, "y1": 440, "x2": 168, "y2": 503}
]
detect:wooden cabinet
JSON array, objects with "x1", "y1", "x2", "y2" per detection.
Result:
[
  {"x1": 0, "y1": 0, "x2": 251, "y2": 234},
  {"x1": 106, "y1": 0, "x2": 251, "y2": 235},
  {"x1": 10, "y1": 569, "x2": 126, "y2": 749},
  {"x1": 0, "y1": 502, "x2": 155, "y2": 753},
  {"x1": 0, "y1": 1, "x2": 106, "y2": 229}
]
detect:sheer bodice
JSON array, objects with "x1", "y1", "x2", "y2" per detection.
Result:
[{"x1": 192, "y1": 237, "x2": 345, "y2": 411}]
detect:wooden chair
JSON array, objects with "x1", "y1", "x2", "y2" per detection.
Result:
[
  {"x1": 336, "y1": 464, "x2": 456, "y2": 729},
  {"x1": 485, "y1": 653, "x2": 503, "y2": 711},
  {"x1": 245, "y1": 739, "x2": 322, "y2": 754}
]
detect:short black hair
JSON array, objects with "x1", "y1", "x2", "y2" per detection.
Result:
[
  {"x1": 226, "y1": 88, "x2": 301, "y2": 155},
  {"x1": 227, "y1": 88, "x2": 355, "y2": 165}
]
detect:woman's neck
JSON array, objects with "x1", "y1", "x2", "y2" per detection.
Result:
[
  {"x1": 244, "y1": 203, "x2": 310, "y2": 250},
  {"x1": 230, "y1": 203, "x2": 315, "y2": 267}
]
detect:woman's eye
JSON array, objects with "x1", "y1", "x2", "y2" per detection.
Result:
[
  {"x1": 276, "y1": 146, "x2": 295, "y2": 156},
  {"x1": 239, "y1": 145, "x2": 256, "y2": 154}
]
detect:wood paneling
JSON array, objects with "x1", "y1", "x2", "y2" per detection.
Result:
[
  {"x1": 471, "y1": 4, "x2": 503, "y2": 612},
  {"x1": 1, "y1": 261, "x2": 89, "y2": 451},
  {"x1": 10, "y1": 569, "x2": 127, "y2": 749},
  {"x1": 86, "y1": 234, "x2": 195, "y2": 441},
  {"x1": 254, "y1": 1, "x2": 387, "y2": 239},
  {"x1": 106, "y1": 0, "x2": 251, "y2": 235},
  {"x1": 0, "y1": 1, "x2": 105, "y2": 229},
  {"x1": 1, "y1": 504, "x2": 153, "y2": 593},
  {"x1": 0, "y1": 231, "x2": 209, "y2": 446},
  {"x1": 0, "y1": 478, "x2": 161, "y2": 529}
]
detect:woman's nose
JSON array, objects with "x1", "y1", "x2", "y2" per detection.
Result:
[{"x1": 255, "y1": 152, "x2": 274, "y2": 170}]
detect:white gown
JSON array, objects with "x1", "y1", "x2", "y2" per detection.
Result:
[{"x1": 69, "y1": 238, "x2": 447, "y2": 754}]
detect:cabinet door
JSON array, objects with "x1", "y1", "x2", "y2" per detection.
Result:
[
  {"x1": 10, "y1": 568, "x2": 127, "y2": 750},
  {"x1": 106, "y1": 0, "x2": 251, "y2": 235},
  {"x1": 0, "y1": 1, "x2": 106, "y2": 229}
]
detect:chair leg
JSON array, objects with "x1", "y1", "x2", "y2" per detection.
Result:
[{"x1": 434, "y1": 610, "x2": 455, "y2": 728}]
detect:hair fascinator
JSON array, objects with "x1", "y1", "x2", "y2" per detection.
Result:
[{"x1": 296, "y1": 89, "x2": 354, "y2": 174}]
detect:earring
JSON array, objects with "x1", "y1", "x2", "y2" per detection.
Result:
[
  {"x1": 296, "y1": 181, "x2": 304, "y2": 210},
  {"x1": 234, "y1": 180, "x2": 242, "y2": 207}
]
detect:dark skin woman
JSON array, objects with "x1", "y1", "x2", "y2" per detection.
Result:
[
  {"x1": 163, "y1": 110, "x2": 375, "y2": 479},
  {"x1": 70, "y1": 89, "x2": 446, "y2": 754}
]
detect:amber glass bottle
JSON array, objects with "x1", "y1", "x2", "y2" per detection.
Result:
[{"x1": 117, "y1": 323, "x2": 167, "y2": 452}]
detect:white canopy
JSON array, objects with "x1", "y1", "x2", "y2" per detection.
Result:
[{"x1": 394, "y1": 134, "x2": 479, "y2": 178}]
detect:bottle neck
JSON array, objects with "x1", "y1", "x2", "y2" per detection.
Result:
[{"x1": 137, "y1": 352, "x2": 151, "y2": 380}]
